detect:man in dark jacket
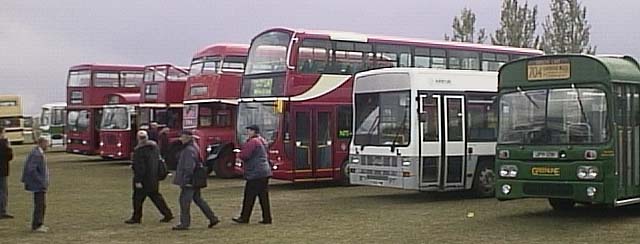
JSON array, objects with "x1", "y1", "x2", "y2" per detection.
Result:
[
  {"x1": 148, "y1": 122, "x2": 159, "y2": 142},
  {"x1": 232, "y1": 125, "x2": 273, "y2": 224},
  {"x1": 125, "y1": 130, "x2": 173, "y2": 224},
  {"x1": 0, "y1": 127, "x2": 14, "y2": 219},
  {"x1": 172, "y1": 130, "x2": 219, "y2": 230},
  {"x1": 21, "y1": 137, "x2": 50, "y2": 232}
]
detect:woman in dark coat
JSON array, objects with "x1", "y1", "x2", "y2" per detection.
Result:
[{"x1": 125, "y1": 130, "x2": 173, "y2": 224}]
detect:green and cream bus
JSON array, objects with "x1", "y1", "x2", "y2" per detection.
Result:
[
  {"x1": 349, "y1": 68, "x2": 498, "y2": 196},
  {"x1": 495, "y1": 54, "x2": 640, "y2": 210},
  {"x1": 40, "y1": 102, "x2": 66, "y2": 147}
]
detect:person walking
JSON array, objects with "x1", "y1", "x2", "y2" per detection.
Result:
[
  {"x1": 125, "y1": 130, "x2": 173, "y2": 224},
  {"x1": 172, "y1": 130, "x2": 219, "y2": 230},
  {"x1": 0, "y1": 127, "x2": 14, "y2": 219},
  {"x1": 232, "y1": 125, "x2": 272, "y2": 225},
  {"x1": 21, "y1": 137, "x2": 50, "y2": 233}
]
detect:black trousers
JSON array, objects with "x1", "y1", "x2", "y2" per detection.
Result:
[
  {"x1": 240, "y1": 177, "x2": 271, "y2": 222},
  {"x1": 132, "y1": 185, "x2": 172, "y2": 221},
  {"x1": 32, "y1": 192, "x2": 46, "y2": 230}
]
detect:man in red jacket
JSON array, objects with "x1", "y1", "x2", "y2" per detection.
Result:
[{"x1": 0, "y1": 127, "x2": 14, "y2": 219}]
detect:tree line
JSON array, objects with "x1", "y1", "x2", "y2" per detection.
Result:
[{"x1": 444, "y1": 0, "x2": 595, "y2": 54}]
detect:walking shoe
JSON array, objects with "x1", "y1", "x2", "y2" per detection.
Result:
[
  {"x1": 259, "y1": 220, "x2": 272, "y2": 224},
  {"x1": 208, "y1": 217, "x2": 220, "y2": 228},
  {"x1": 124, "y1": 219, "x2": 141, "y2": 224},
  {"x1": 32, "y1": 225, "x2": 49, "y2": 233},
  {"x1": 231, "y1": 217, "x2": 248, "y2": 224},
  {"x1": 160, "y1": 216, "x2": 174, "y2": 223},
  {"x1": 0, "y1": 214, "x2": 14, "y2": 219},
  {"x1": 172, "y1": 225, "x2": 189, "y2": 231}
]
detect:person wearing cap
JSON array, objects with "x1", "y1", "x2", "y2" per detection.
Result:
[
  {"x1": 125, "y1": 130, "x2": 173, "y2": 224},
  {"x1": 172, "y1": 129, "x2": 219, "y2": 230},
  {"x1": 232, "y1": 125, "x2": 272, "y2": 224}
]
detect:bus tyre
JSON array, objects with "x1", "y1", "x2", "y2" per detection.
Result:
[
  {"x1": 548, "y1": 198, "x2": 576, "y2": 211},
  {"x1": 339, "y1": 161, "x2": 351, "y2": 186},
  {"x1": 213, "y1": 148, "x2": 237, "y2": 179},
  {"x1": 472, "y1": 162, "x2": 495, "y2": 197}
]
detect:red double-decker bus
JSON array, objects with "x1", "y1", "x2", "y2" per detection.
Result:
[
  {"x1": 182, "y1": 43, "x2": 249, "y2": 178},
  {"x1": 236, "y1": 27, "x2": 543, "y2": 183},
  {"x1": 99, "y1": 64, "x2": 189, "y2": 160},
  {"x1": 66, "y1": 64, "x2": 144, "y2": 156}
]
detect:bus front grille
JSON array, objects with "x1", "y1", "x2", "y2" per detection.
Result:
[{"x1": 523, "y1": 183, "x2": 573, "y2": 197}]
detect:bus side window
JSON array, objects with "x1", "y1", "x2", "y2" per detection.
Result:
[
  {"x1": 467, "y1": 95, "x2": 497, "y2": 142},
  {"x1": 337, "y1": 106, "x2": 352, "y2": 139}
]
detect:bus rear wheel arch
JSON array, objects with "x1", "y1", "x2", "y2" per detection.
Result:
[{"x1": 210, "y1": 144, "x2": 238, "y2": 179}]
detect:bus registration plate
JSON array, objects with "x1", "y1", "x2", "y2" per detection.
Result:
[
  {"x1": 527, "y1": 58, "x2": 570, "y2": 81},
  {"x1": 531, "y1": 167, "x2": 560, "y2": 176}
]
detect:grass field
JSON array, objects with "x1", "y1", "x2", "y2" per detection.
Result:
[{"x1": 1, "y1": 145, "x2": 640, "y2": 244}]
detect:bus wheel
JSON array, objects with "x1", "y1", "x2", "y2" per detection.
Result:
[
  {"x1": 472, "y1": 162, "x2": 495, "y2": 197},
  {"x1": 339, "y1": 160, "x2": 351, "y2": 186},
  {"x1": 548, "y1": 198, "x2": 576, "y2": 211},
  {"x1": 213, "y1": 148, "x2": 237, "y2": 179}
]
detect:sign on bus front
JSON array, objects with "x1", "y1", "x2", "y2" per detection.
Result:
[{"x1": 527, "y1": 58, "x2": 571, "y2": 81}]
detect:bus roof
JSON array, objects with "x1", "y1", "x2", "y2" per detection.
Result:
[
  {"x1": 69, "y1": 64, "x2": 145, "y2": 72},
  {"x1": 355, "y1": 68, "x2": 498, "y2": 94},
  {"x1": 41, "y1": 102, "x2": 66, "y2": 108},
  {"x1": 256, "y1": 27, "x2": 543, "y2": 56},
  {"x1": 192, "y1": 43, "x2": 250, "y2": 59},
  {"x1": 499, "y1": 54, "x2": 640, "y2": 89}
]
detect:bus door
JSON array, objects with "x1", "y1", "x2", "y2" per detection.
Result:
[
  {"x1": 418, "y1": 94, "x2": 466, "y2": 189},
  {"x1": 614, "y1": 85, "x2": 640, "y2": 197},
  {"x1": 291, "y1": 106, "x2": 333, "y2": 181}
]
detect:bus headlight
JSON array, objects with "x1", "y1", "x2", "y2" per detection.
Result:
[
  {"x1": 501, "y1": 184, "x2": 512, "y2": 195},
  {"x1": 499, "y1": 165, "x2": 518, "y2": 178},
  {"x1": 401, "y1": 157, "x2": 412, "y2": 166},
  {"x1": 235, "y1": 161, "x2": 242, "y2": 168},
  {"x1": 206, "y1": 146, "x2": 212, "y2": 153},
  {"x1": 577, "y1": 166, "x2": 598, "y2": 180},
  {"x1": 99, "y1": 142, "x2": 104, "y2": 146},
  {"x1": 351, "y1": 156, "x2": 360, "y2": 164},
  {"x1": 67, "y1": 139, "x2": 72, "y2": 144},
  {"x1": 116, "y1": 142, "x2": 122, "y2": 147},
  {"x1": 586, "y1": 186, "x2": 597, "y2": 198},
  {"x1": 82, "y1": 140, "x2": 88, "y2": 145}
]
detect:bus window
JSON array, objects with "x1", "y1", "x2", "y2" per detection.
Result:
[
  {"x1": 467, "y1": 95, "x2": 497, "y2": 142},
  {"x1": 422, "y1": 96, "x2": 439, "y2": 141},
  {"x1": 330, "y1": 41, "x2": 374, "y2": 75},
  {"x1": 431, "y1": 49, "x2": 446, "y2": 69},
  {"x1": 448, "y1": 50, "x2": 480, "y2": 70},
  {"x1": 68, "y1": 71, "x2": 91, "y2": 87},
  {"x1": 94, "y1": 72, "x2": 120, "y2": 87},
  {"x1": 144, "y1": 68, "x2": 155, "y2": 82},
  {"x1": 375, "y1": 44, "x2": 412, "y2": 68},
  {"x1": 189, "y1": 58, "x2": 204, "y2": 76},
  {"x1": 145, "y1": 84, "x2": 159, "y2": 99},
  {"x1": 297, "y1": 39, "x2": 331, "y2": 74},
  {"x1": 414, "y1": 48, "x2": 431, "y2": 68},
  {"x1": 122, "y1": 72, "x2": 143, "y2": 87},
  {"x1": 70, "y1": 91, "x2": 83, "y2": 104},
  {"x1": 202, "y1": 56, "x2": 222, "y2": 75},
  {"x1": 481, "y1": 53, "x2": 509, "y2": 71},
  {"x1": 167, "y1": 66, "x2": 188, "y2": 81},
  {"x1": 337, "y1": 105, "x2": 352, "y2": 139},
  {"x1": 222, "y1": 56, "x2": 247, "y2": 73}
]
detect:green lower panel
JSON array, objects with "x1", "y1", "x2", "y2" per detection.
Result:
[{"x1": 496, "y1": 179, "x2": 606, "y2": 204}]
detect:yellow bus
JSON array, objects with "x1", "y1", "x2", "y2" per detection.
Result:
[{"x1": 0, "y1": 95, "x2": 24, "y2": 144}]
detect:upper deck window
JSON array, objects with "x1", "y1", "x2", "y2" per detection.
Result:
[
  {"x1": 222, "y1": 56, "x2": 247, "y2": 73},
  {"x1": 122, "y1": 71, "x2": 143, "y2": 87},
  {"x1": 189, "y1": 58, "x2": 205, "y2": 76},
  {"x1": 68, "y1": 71, "x2": 91, "y2": 87},
  {"x1": 94, "y1": 72, "x2": 120, "y2": 87},
  {"x1": 167, "y1": 66, "x2": 188, "y2": 81},
  {"x1": 245, "y1": 31, "x2": 292, "y2": 75}
]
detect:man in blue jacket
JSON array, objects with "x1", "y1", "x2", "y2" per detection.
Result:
[
  {"x1": 21, "y1": 137, "x2": 50, "y2": 233},
  {"x1": 172, "y1": 130, "x2": 219, "y2": 230}
]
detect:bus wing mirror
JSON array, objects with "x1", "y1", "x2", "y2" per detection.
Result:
[{"x1": 419, "y1": 113, "x2": 428, "y2": 122}]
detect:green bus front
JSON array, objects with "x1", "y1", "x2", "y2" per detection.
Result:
[{"x1": 495, "y1": 54, "x2": 640, "y2": 209}]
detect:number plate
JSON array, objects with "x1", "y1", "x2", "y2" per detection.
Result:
[{"x1": 531, "y1": 167, "x2": 561, "y2": 176}]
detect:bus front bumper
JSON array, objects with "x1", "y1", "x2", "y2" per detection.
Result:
[{"x1": 496, "y1": 179, "x2": 605, "y2": 204}]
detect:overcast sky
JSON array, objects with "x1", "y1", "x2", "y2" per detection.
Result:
[{"x1": 1, "y1": 0, "x2": 638, "y2": 115}]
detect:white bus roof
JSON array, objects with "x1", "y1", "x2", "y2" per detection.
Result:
[
  {"x1": 354, "y1": 68, "x2": 498, "y2": 94},
  {"x1": 41, "y1": 102, "x2": 67, "y2": 108}
]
